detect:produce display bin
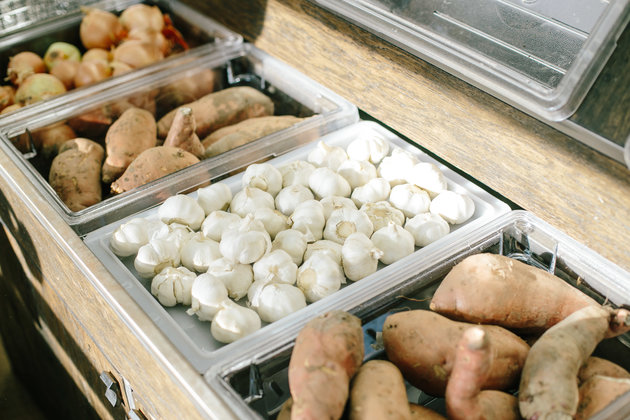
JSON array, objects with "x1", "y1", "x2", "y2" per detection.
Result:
[
  {"x1": 83, "y1": 120, "x2": 511, "y2": 374},
  {"x1": 205, "y1": 210, "x2": 630, "y2": 419},
  {"x1": 0, "y1": 43, "x2": 359, "y2": 235},
  {"x1": 310, "y1": 0, "x2": 630, "y2": 122}
]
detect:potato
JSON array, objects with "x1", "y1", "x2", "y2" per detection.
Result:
[
  {"x1": 163, "y1": 107, "x2": 204, "y2": 159},
  {"x1": 578, "y1": 356, "x2": 630, "y2": 384},
  {"x1": 576, "y1": 375, "x2": 630, "y2": 420}
]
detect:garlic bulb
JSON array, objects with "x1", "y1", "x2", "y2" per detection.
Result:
[
  {"x1": 389, "y1": 183, "x2": 431, "y2": 218},
  {"x1": 242, "y1": 163, "x2": 283, "y2": 197},
  {"x1": 350, "y1": 177, "x2": 391, "y2": 207},
  {"x1": 297, "y1": 254, "x2": 344, "y2": 302},
  {"x1": 309, "y1": 167, "x2": 352, "y2": 199},
  {"x1": 134, "y1": 236, "x2": 181, "y2": 278},
  {"x1": 289, "y1": 199, "x2": 326, "y2": 242},
  {"x1": 196, "y1": 182, "x2": 232, "y2": 215},
  {"x1": 320, "y1": 196, "x2": 358, "y2": 220},
  {"x1": 324, "y1": 207, "x2": 374, "y2": 244},
  {"x1": 360, "y1": 201, "x2": 405, "y2": 231},
  {"x1": 207, "y1": 257, "x2": 254, "y2": 300},
  {"x1": 180, "y1": 232, "x2": 222, "y2": 273},
  {"x1": 303, "y1": 240, "x2": 343, "y2": 265},
  {"x1": 154, "y1": 222, "x2": 193, "y2": 249},
  {"x1": 158, "y1": 194, "x2": 205, "y2": 231},
  {"x1": 211, "y1": 301, "x2": 261, "y2": 344},
  {"x1": 253, "y1": 207, "x2": 290, "y2": 239},
  {"x1": 429, "y1": 191, "x2": 475, "y2": 224},
  {"x1": 279, "y1": 160, "x2": 316, "y2": 188},
  {"x1": 150, "y1": 266, "x2": 196, "y2": 307},
  {"x1": 200, "y1": 210, "x2": 241, "y2": 242},
  {"x1": 405, "y1": 212, "x2": 450, "y2": 247},
  {"x1": 220, "y1": 215, "x2": 272, "y2": 264},
  {"x1": 370, "y1": 222, "x2": 415, "y2": 264},
  {"x1": 341, "y1": 232, "x2": 383, "y2": 281},
  {"x1": 252, "y1": 250, "x2": 298, "y2": 285},
  {"x1": 378, "y1": 148, "x2": 419, "y2": 186},
  {"x1": 230, "y1": 187, "x2": 275, "y2": 218},
  {"x1": 406, "y1": 162, "x2": 447, "y2": 198},
  {"x1": 110, "y1": 217, "x2": 166, "y2": 257},
  {"x1": 346, "y1": 133, "x2": 390, "y2": 164},
  {"x1": 337, "y1": 159, "x2": 377, "y2": 189},
  {"x1": 206, "y1": 257, "x2": 254, "y2": 300},
  {"x1": 271, "y1": 229, "x2": 308, "y2": 265},
  {"x1": 186, "y1": 273, "x2": 230, "y2": 321},
  {"x1": 307, "y1": 141, "x2": 348, "y2": 171},
  {"x1": 249, "y1": 283, "x2": 306, "y2": 323},
  {"x1": 275, "y1": 184, "x2": 315, "y2": 216}
]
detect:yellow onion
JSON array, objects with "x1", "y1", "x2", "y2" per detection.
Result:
[
  {"x1": 126, "y1": 28, "x2": 170, "y2": 55},
  {"x1": 119, "y1": 4, "x2": 164, "y2": 32},
  {"x1": 82, "y1": 48, "x2": 111, "y2": 63},
  {"x1": 0, "y1": 103, "x2": 21, "y2": 115},
  {"x1": 74, "y1": 60, "x2": 112, "y2": 88},
  {"x1": 50, "y1": 60, "x2": 80, "y2": 89},
  {"x1": 0, "y1": 85, "x2": 16, "y2": 112},
  {"x1": 15, "y1": 73, "x2": 66, "y2": 105},
  {"x1": 6, "y1": 51, "x2": 46, "y2": 85},
  {"x1": 112, "y1": 40, "x2": 164, "y2": 69},
  {"x1": 43, "y1": 42, "x2": 81, "y2": 70},
  {"x1": 79, "y1": 7, "x2": 125, "y2": 50}
]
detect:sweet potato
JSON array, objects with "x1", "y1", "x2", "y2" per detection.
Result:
[
  {"x1": 518, "y1": 305, "x2": 630, "y2": 419},
  {"x1": 578, "y1": 356, "x2": 630, "y2": 384},
  {"x1": 30, "y1": 122, "x2": 77, "y2": 159},
  {"x1": 408, "y1": 404, "x2": 445, "y2": 420},
  {"x1": 163, "y1": 107, "x2": 204, "y2": 158},
  {"x1": 382, "y1": 310, "x2": 529, "y2": 397},
  {"x1": 576, "y1": 375, "x2": 630, "y2": 420},
  {"x1": 288, "y1": 310, "x2": 364, "y2": 420},
  {"x1": 157, "y1": 86, "x2": 274, "y2": 139},
  {"x1": 430, "y1": 253, "x2": 598, "y2": 333},
  {"x1": 349, "y1": 360, "x2": 411, "y2": 420},
  {"x1": 156, "y1": 68, "x2": 218, "y2": 110},
  {"x1": 110, "y1": 146, "x2": 199, "y2": 194},
  {"x1": 102, "y1": 107, "x2": 157, "y2": 183},
  {"x1": 49, "y1": 138, "x2": 104, "y2": 211},
  {"x1": 445, "y1": 327, "x2": 520, "y2": 420},
  {"x1": 202, "y1": 115, "x2": 304, "y2": 158}
]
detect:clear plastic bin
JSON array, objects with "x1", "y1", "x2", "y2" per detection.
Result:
[
  {"x1": 206, "y1": 210, "x2": 630, "y2": 419},
  {"x1": 83, "y1": 120, "x2": 511, "y2": 374}
]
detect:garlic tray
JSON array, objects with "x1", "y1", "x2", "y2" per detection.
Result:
[{"x1": 84, "y1": 121, "x2": 511, "y2": 373}]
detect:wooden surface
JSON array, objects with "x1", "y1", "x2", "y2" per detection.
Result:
[{"x1": 185, "y1": 0, "x2": 630, "y2": 271}]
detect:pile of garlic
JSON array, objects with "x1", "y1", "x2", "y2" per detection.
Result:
[{"x1": 109, "y1": 133, "x2": 475, "y2": 345}]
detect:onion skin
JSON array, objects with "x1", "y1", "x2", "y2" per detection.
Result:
[
  {"x1": 82, "y1": 48, "x2": 111, "y2": 63},
  {"x1": 7, "y1": 52, "x2": 46, "y2": 86},
  {"x1": 112, "y1": 40, "x2": 164, "y2": 69},
  {"x1": 43, "y1": 42, "x2": 81, "y2": 71},
  {"x1": 0, "y1": 85, "x2": 16, "y2": 112},
  {"x1": 15, "y1": 73, "x2": 66, "y2": 105},
  {"x1": 74, "y1": 60, "x2": 112, "y2": 88},
  {"x1": 119, "y1": 4, "x2": 164, "y2": 32},
  {"x1": 50, "y1": 60, "x2": 80, "y2": 90},
  {"x1": 79, "y1": 7, "x2": 125, "y2": 50}
]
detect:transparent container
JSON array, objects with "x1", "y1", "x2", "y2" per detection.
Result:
[
  {"x1": 0, "y1": 43, "x2": 359, "y2": 235},
  {"x1": 311, "y1": 0, "x2": 630, "y2": 121},
  {"x1": 83, "y1": 120, "x2": 511, "y2": 374},
  {"x1": 205, "y1": 210, "x2": 630, "y2": 419}
]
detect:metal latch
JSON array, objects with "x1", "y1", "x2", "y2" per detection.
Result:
[{"x1": 99, "y1": 371, "x2": 122, "y2": 408}]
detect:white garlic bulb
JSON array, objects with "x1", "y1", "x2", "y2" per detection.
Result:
[
  {"x1": 346, "y1": 133, "x2": 390, "y2": 164},
  {"x1": 200, "y1": 210, "x2": 241, "y2": 242},
  {"x1": 206, "y1": 257, "x2": 254, "y2": 300},
  {"x1": 370, "y1": 222, "x2": 415, "y2": 264},
  {"x1": 150, "y1": 266, "x2": 196, "y2": 307},
  {"x1": 429, "y1": 190, "x2": 475, "y2": 224},
  {"x1": 337, "y1": 159, "x2": 377, "y2": 189},
  {"x1": 196, "y1": 182, "x2": 232, "y2": 215},
  {"x1": 180, "y1": 232, "x2": 222, "y2": 273},
  {"x1": 253, "y1": 207, "x2": 290, "y2": 239},
  {"x1": 271, "y1": 229, "x2": 308, "y2": 266},
  {"x1": 303, "y1": 240, "x2": 343, "y2": 265},
  {"x1": 186, "y1": 273, "x2": 230, "y2": 321},
  {"x1": 341, "y1": 232, "x2": 383, "y2": 281},
  {"x1": 406, "y1": 162, "x2": 447, "y2": 198},
  {"x1": 275, "y1": 184, "x2": 315, "y2": 216},
  {"x1": 289, "y1": 199, "x2": 326, "y2": 242},
  {"x1": 154, "y1": 222, "x2": 193, "y2": 249},
  {"x1": 158, "y1": 194, "x2": 206, "y2": 231},
  {"x1": 220, "y1": 215, "x2": 271, "y2": 264},
  {"x1": 307, "y1": 141, "x2": 348, "y2": 171},
  {"x1": 297, "y1": 254, "x2": 344, "y2": 302},
  {"x1": 324, "y1": 207, "x2": 374, "y2": 244},
  {"x1": 319, "y1": 196, "x2": 358, "y2": 220},
  {"x1": 241, "y1": 163, "x2": 283, "y2": 197},
  {"x1": 249, "y1": 283, "x2": 307, "y2": 323},
  {"x1": 360, "y1": 201, "x2": 405, "y2": 231},
  {"x1": 252, "y1": 250, "x2": 298, "y2": 285},
  {"x1": 378, "y1": 148, "x2": 419, "y2": 186},
  {"x1": 134, "y1": 237, "x2": 181, "y2": 278},
  {"x1": 279, "y1": 160, "x2": 316, "y2": 188},
  {"x1": 350, "y1": 177, "x2": 391, "y2": 207},
  {"x1": 230, "y1": 187, "x2": 275, "y2": 218},
  {"x1": 404, "y1": 212, "x2": 450, "y2": 247},
  {"x1": 110, "y1": 217, "x2": 166, "y2": 257},
  {"x1": 389, "y1": 183, "x2": 431, "y2": 218},
  {"x1": 308, "y1": 167, "x2": 351, "y2": 199},
  {"x1": 211, "y1": 301, "x2": 261, "y2": 344}
]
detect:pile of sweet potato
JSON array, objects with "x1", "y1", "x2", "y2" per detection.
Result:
[{"x1": 281, "y1": 253, "x2": 630, "y2": 420}]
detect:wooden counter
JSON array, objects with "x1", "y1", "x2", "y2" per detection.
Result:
[{"x1": 0, "y1": 1, "x2": 628, "y2": 419}]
